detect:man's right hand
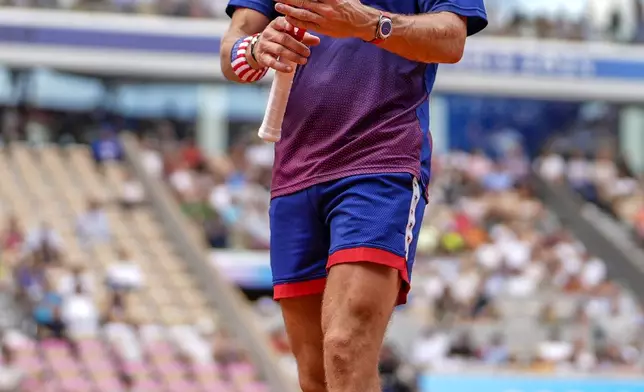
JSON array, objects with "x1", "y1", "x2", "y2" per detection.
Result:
[{"x1": 248, "y1": 17, "x2": 321, "y2": 73}]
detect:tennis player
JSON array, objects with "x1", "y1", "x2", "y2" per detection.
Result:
[{"x1": 221, "y1": 1, "x2": 487, "y2": 391}]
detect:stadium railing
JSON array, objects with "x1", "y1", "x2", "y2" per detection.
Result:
[{"x1": 120, "y1": 133, "x2": 298, "y2": 392}]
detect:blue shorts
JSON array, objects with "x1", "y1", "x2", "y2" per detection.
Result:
[{"x1": 269, "y1": 173, "x2": 426, "y2": 305}]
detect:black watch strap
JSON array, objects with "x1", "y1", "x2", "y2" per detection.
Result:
[{"x1": 250, "y1": 34, "x2": 261, "y2": 63}]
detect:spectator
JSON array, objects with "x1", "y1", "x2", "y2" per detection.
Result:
[
  {"x1": 208, "y1": 181, "x2": 240, "y2": 227},
  {"x1": 57, "y1": 262, "x2": 95, "y2": 297},
  {"x1": 411, "y1": 328, "x2": 450, "y2": 369},
  {"x1": 468, "y1": 150, "x2": 493, "y2": 181},
  {"x1": 76, "y1": 199, "x2": 111, "y2": 246},
  {"x1": 596, "y1": 342, "x2": 627, "y2": 368},
  {"x1": 237, "y1": 184, "x2": 270, "y2": 249},
  {"x1": 212, "y1": 329, "x2": 242, "y2": 366},
  {"x1": 502, "y1": 146, "x2": 530, "y2": 182},
  {"x1": 33, "y1": 277, "x2": 65, "y2": 339},
  {"x1": 24, "y1": 222, "x2": 63, "y2": 256},
  {"x1": 14, "y1": 255, "x2": 45, "y2": 303},
  {"x1": 245, "y1": 140, "x2": 274, "y2": 168},
  {"x1": 593, "y1": 148, "x2": 617, "y2": 189},
  {"x1": 0, "y1": 343, "x2": 24, "y2": 392},
  {"x1": 579, "y1": 253, "x2": 607, "y2": 291},
  {"x1": 91, "y1": 129, "x2": 122, "y2": 163},
  {"x1": 537, "y1": 150, "x2": 566, "y2": 183},
  {"x1": 482, "y1": 162, "x2": 514, "y2": 192},
  {"x1": 102, "y1": 291, "x2": 128, "y2": 324},
  {"x1": 61, "y1": 281, "x2": 100, "y2": 339},
  {"x1": 106, "y1": 248, "x2": 144, "y2": 292},
  {"x1": 566, "y1": 150, "x2": 592, "y2": 192},
  {"x1": 481, "y1": 333, "x2": 510, "y2": 365},
  {"x1": 25, "y1": 111, "x2": 51, "y2": 148},
  {"x1": 607, "y1": 167, "x2": 639, "y2": 201},
  {"x1": 180, "y1": 137, "x2": 203, "y2": 169},
  {"x1": 450, "y1": 262, "x2": 481, "y2": 311},
  {"x1": 181, "y1": 190, "x2": 215, "y2": 223},
  {"x1": 448, "y1": 332, "x2": 478, "y2": 359},
  {"x1": 0, "y1": 216, "x2": 23, "y2": 253},
  {"x1": 537, "y1": 328, "x2": 573, "y2": 364},
  {"x1": 139, "y1": 138, "x2": 163, "y2": 179},
  {"x1": 119, "y1": 170, "x2": 145, "y2": 210},
  {"x1": 475, "y1": 239, "x2": 503, "y2": 271},
  {"x1": 571, "y1": 338, "x2": 597, "y2": 371},
  {"x1": 169, "y1": 161, "x2": 196, "y2": 198},
  {"x1": 203, "y1": 214, "x2": 229, "y2": 249}
]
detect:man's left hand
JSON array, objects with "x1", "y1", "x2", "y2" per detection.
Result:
[{"x1": 274, "y1": 0, "x2": 380, "y2": 41}]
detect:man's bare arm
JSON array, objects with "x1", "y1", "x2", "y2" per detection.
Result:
[
  {"x1": 220, "y1": 8, "x2": 270, "y2": 82},
  {"x1": 274, "y1": 0, "x2": 472, "y2": 64},
  {"x1": 368, "y1": 11, "x2": 468, "y2": 64}
]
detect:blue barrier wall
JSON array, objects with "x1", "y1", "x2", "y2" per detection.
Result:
[{"x1": 420, "y1": 374, "x2": 644, "y2": 392}]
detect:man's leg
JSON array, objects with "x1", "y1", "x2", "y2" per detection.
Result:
[
  {"x1": 319, "y1": 173, "x2": 426, "y2": 392},
  {"x1": 281, "y1": 295, "x2": 326, "y2": 392},
  {"x1": 322, "y1": 263, "x2": 399, "y2": 392},
  {"x1": 270, "y1": 188, "x2": 330, "y2": 392}
]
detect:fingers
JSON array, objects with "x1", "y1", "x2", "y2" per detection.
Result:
[
  {"x1": 301, "y1": 32, "x2": 321, "y2": 46},
  {"x1": 275, "y1": 0, "x2": 326, "y2": 13},
  {"x1": 257, "y1": 52, "x2": 293, "y2": 73},
  {"x1": 284, "y1": 16, "x2": 320, "y2": 33},
  {"x1": 275, "y1": 3, "x2": 324, "y2": 24},
  {"x1": 272, "y1": 17, "x2": 319, "y2": 46},
  {"x1": 271, "y1": 16, "x2": 297, "y2": 36},
  {"x1": 262, "y1": 40, "x2": 308, "y2": 66},
  {"x1": 255, "y1": 17, "x2": 315, "y2": 72},
  {"x1": 267, "y1": 27, "x2": 311, "y2": 59}
]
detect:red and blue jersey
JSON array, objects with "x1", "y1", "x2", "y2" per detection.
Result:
[{"x1": 226, "y1": 0, "x2": 488, "y2": 199}]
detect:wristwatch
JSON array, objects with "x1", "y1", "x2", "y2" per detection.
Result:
[
  {"x1": 249, "y1": 34, "x2": 261, "y2": 63},
  {"x1": 370, "y1": 13, "x2": 393, "y2": 45}
]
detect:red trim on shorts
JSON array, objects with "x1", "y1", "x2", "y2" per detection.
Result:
[
  {"x1": 327, "y1": 247, "x2": 411, "y2": 305},
  {"x1": 274, "y1": 278, "x2": 326, "y2": 300}
]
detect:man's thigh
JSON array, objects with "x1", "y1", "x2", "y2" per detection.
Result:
[
  {"x1": 269, "y1": 186, "x2": 329, "y2": 300},
  {"x1": 270, "y1": 188, "x2": 329, "y2": 391},
  {"x1": 323, "y1": 173, "x2": 426, "y2": 305}
]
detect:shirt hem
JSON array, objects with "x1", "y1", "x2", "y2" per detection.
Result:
[{"x1": 271, "y1": 165, "x2": 421, "y2": 199}]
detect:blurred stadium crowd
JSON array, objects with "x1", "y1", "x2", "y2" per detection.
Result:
[
  {"x1": 0, "y1": 108, "x2": 274, "y2": 391},
  {"x1": 0, "y1": 100, "x2": 644, "y2": 391}
]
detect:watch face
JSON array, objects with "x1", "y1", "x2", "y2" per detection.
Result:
[{"x1": 380, "y1": 19, "x2": 393, "y2": 37}]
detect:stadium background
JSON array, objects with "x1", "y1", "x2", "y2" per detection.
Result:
[{"x1": 0, "y1": 0, "x2": 644, "y2": 391}]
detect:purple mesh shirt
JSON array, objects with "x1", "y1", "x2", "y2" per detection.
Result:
[{"x1": 226, "y1": 0, "x2": 488, "y2": 198}]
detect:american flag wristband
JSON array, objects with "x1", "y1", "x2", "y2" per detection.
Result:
[{"x1": 231, "y1": 34, "x2": 268, "y2": 83}]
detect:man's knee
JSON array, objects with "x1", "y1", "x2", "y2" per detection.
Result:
[
  {"x1": 324, "y1": 329, "x2": 354, "y2": 377},
  {"x1": 323, "y1": 297, "x2": 376, "y2": 369}
]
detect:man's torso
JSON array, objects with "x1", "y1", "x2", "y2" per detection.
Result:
[
  {"x1": 270, "y1": 0, "x2": 435, "y2": 198},
  {"x1": 226, "y1": 0, "x2": 488, "y2": 198}
]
